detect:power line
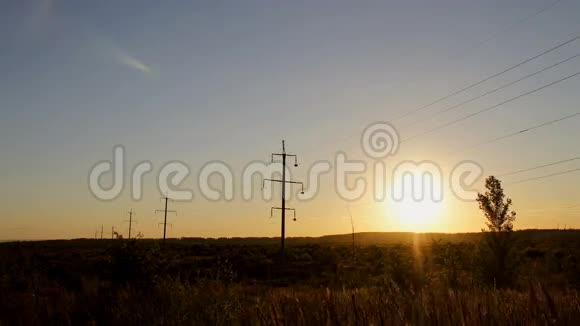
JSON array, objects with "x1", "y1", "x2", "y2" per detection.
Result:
[
  {"x1": 468, "y1": 0, "x2": 564, "y2": 53},
  {"x1": 125, "y1": 209, "x2": 136, "y2": 240},
  {"x1": 263, "y1": 140, "x2": 304, "y2": 258},
  {"x1": 156, "y1": 196, "x2": 176, "y2": 248},
  {"x1": 301, "y1": 35, "x2": 580, "y2": 159},
  {"x1": 499, "y1": 155, "x2": 580, "y2": 177},
  {"x1": 402, "y1": 70, "x2": 580, "y2": 143},
  {"x1": 450, "y1": 112, "x2": 580, "y2": 154},
  {"x1": 509, "y1": 167, "x2": 580, "y2": 184},
  {"x1": 404, "y1": 51, "x2": 580, "y2": 129},
  {"x1": 391, "y1": 33, "x2": 580, "y2": 122}
]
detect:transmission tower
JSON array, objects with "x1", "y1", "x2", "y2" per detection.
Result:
[
  {"x1": 156, "y1": 195, "x2": 176, "y2": 247},
  {"x1": 125, "y1": 209, "x2": 136, "y2": 239},
  {"x1": 263, "y1": 140, "x2": 304, "y2": 257}
]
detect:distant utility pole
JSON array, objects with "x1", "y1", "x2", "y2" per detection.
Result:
[
  {"x1": 126, "y1": 209, "x2": 136, "y2": 239},
  {"x1": 111, "y1": 226, "x2": 115, "y2": 239},
  {"x1": 263, "y1": 140, "x2": 304, "y2": 258},
  {"x1": 347, "y1": 205, "x2": 355, "y2": 258},
  {"x1": 156, "y1": 195, "x2": 176, "y2": 247},
  {"x1": 100, "y1": 225, "x2": 104, "y2": 240}
]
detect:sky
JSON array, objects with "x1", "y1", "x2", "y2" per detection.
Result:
[{"x1": 1, "y1": 0, "x2": 580, "y2": 240}]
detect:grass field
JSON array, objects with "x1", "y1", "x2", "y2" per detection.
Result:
[{"x1": 1, "y1": 230, "x2": 580, "y2": 325}]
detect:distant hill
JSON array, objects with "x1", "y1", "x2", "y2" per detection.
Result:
[
  {"x1": 179, "y1": 229, "x2": 580, "y2": 246},
  {"x1": 2, "y1": 229, "x2": 578, "y2": 246}
]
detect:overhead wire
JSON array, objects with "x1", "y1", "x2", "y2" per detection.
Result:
[
  {"x1": 450, "y1": 112, "x2": 580, "y2": 154},
  {"x1": 391, "y1": 33, "x2": 580, "y2": 122},
  {"x1": 468, "y1": 0, "x2": 564, "y2": 52},
  {"x1": 403, "y1": 51, "x2": 580, "y2": 129},
  {"x1": 300, "y1": 35, "x2": 580, "y2": 159},
  {"x1": 401, "y1": 70, "x2": 580, "y2": 143},
  {"x1": 509, "y1": 167, "x2": 580, "y2": 184},
  {"x1": 499, "y1": 155, "x2": 580, "y2": 177}
]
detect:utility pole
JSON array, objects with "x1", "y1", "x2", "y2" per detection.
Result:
[
  {"x1": 263, "y1": 140, "x2": 304, "y2": 258},
  {"x1": 100, "y1": 225, "x2": 103, "y2": 240},
  {"x1": 156, "y1": 195, "x2": 176, "y2": 248},
  {"x1": 126, "y1": 209, "x2": 135, "y2": 239},
  {"x1": 347, "y1": 205, "x2": 355, "y2": 258},
  {"x1": 111, "y1": 226, "x2": 115, "y2": 239}
]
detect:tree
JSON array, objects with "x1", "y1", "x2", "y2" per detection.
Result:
[
  {"x1": 476, "y1": 176, "x2": 517, "y2": 287},
  {"x1": 477, "y1": 176, "x2": 516, "y2": 233}
]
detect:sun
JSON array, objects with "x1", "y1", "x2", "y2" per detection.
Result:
[{"x1": 387, "y1": 198, "x2": 445, "y2": 232}]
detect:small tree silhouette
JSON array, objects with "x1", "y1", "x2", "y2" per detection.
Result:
[{"x1": 476, "y1": 176, "x2": 517, "y2": 287}]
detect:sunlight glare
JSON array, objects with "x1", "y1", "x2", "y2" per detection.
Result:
[{"x1": 388, "y1": 198, "x2": 445, "y2": 232}]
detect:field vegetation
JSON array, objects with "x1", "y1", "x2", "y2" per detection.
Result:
[{"x1": 1, "y1": 229, "x2": 580, "y2": 325}]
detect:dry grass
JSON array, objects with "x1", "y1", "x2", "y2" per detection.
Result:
[
  {"x1": 2, "y1": 235, "x2": 580, "y2": 325},
  {"x1": 253, "y1": 284, "x2": 579, "y2": 325},
  {"x1": 3, "y1": 279, "x2": 580, "y2": 325}
]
